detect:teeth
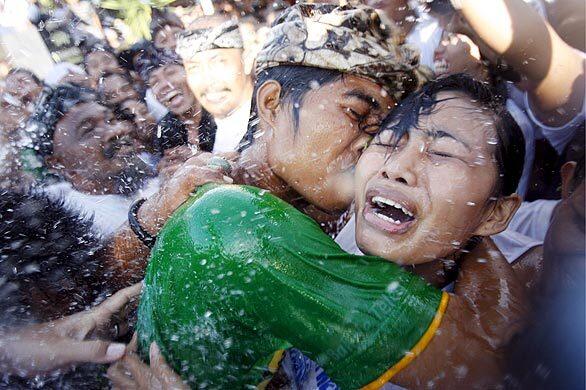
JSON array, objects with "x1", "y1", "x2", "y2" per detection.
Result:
[
  {"x1": 372, "y1": 196, "x2": 414, "y2": 217},
  {"x1": 374, "y1": 211, "x2": 402, "y2": 225}
]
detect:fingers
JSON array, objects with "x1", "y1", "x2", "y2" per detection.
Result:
[
  {"x1": 58, "y1": 339, "x2": 126, "y2": 366},
  {"x1": 107, "y1": 361, "x2": 138, "y2": 390},
  {"x1": 122, "y1": 351, "x2": 161, "y2": 390},
  {"x1": 127, "y1": 333, "x2": 138, "y2": 353},
  {"x1": 93, "y1": 283, "x2": 143, "y2": 320},
  {"x1": 150, "y1": 342, "x2": 187, "y2": 389}
]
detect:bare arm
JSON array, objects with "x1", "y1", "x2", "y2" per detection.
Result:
[
  {"x1": 453, "y1": 0, "x2": 584, "y2": 127},
  {"x1": 394, "y1": 238, "x2": 528, "y2": 388},
  {"x1": 105, "y1": 154, "x2": 234, "y2": 288}
]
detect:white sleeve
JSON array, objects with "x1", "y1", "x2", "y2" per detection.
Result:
[{"x1": 524, "y1": 86, "x2": 585, "y2": 155}]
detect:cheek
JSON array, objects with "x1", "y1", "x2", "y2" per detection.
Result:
[
  {"x1": 426, "y1": 168, "x2": 493, "y2": 229},
  {"x1": 355, "y1": 153, "x2": 383, "y2": 201}
]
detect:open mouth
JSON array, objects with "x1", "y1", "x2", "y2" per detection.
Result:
[
  {"x1": 203, "y1": 89, "x2": 230, "y2": 103},
  {"x1": 363, "y1": 190, "x2": 417, "y2": 234},
  {"x1": 433, "y1": 57, "x2": 449, "y2": 75}
]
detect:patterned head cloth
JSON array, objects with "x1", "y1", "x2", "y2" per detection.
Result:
[
  {"x1": 176, "y1": 20, "x2": 244, "y2": 61},
  {"x1": 255, "y1": 3, "x2": 427, "y2": 100}
]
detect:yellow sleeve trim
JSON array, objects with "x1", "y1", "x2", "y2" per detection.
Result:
[
  {"x1": 268, "y1": 349, "x2": 286, "y2": 373},
  {"x1": 361, "y1": 291, "x2": 450, "y2": 390}
]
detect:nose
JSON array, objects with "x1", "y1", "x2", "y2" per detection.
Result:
[{"x1": 379, "y1": 143, "x2": 419, "y2": 187}]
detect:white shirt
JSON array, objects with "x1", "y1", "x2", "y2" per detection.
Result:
[
  {"x1": 212, "y1": 99, "x2": 251, "y2": 153},
  {"x1": 493, "y1": 199, "x2": 558, "y2": 263},
  {"x1": 524, "y1": 90, "x2": 586, "y2": 154},
  {"x1": 43, "y1": 178, "x2": 160, "y2": 237},
  {"x1": 406, "y1": 11, "x2": 442, "y2": 71}
]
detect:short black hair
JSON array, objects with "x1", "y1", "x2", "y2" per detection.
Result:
[
  {"x1": 0, "y1": 189, "x2": 109, "y2": 326},
  {"x1": 378, "y1": 73, "x2": 525, "y2": 196},
  {"x1": 242, "y1": 65, "x2": 343, "y2": 150},
  {"x1": 26, "y1": 84, "x2": 97, "y2": 157}
]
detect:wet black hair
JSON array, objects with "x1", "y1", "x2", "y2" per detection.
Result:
[
  {"x1": 153, "y1": 109, "x2": 217, "y2": 154},
  {"x1": 242, "y1": 65, "x2": 343, "y2": 150},
  {"x1": 377, "y1": 73, "x2": 525, "y2": 196},
  {"x1": 26, "y1": 84, "x2": 97, "y2": 157},
  {"x1": 0, "y1": 189, "x2": 109, "y2": 327}
]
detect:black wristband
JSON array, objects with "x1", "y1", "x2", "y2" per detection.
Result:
[{"x1": 128, "y1": 198, "x2": 157, "y2": 249}]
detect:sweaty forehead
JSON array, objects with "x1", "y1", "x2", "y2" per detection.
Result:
[
  {"x1": 425, "y1": 90, "x2": 497, "y2": 145},
  {"x1": 322, "y1": 74, "x2": 394, "y2": 109}
]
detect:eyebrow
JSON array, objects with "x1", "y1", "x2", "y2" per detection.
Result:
[
  {"x1": 343, "y1": 90, "x2": 380, "y2": 110},
  {"x1": 424, "y1": 128, "x2": 471, "y2": 151}
]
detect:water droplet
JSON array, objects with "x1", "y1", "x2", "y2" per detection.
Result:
[
  {"x1": 210, "y1": 209, "x2": 220, "y2": 215},
  {"x1": 466, "y1": 201, "x2": 476, "y2": 206}
]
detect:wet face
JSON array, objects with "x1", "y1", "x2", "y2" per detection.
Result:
[
  {"x1": 149, "y1": 64, "x2": 198, "y2": 116},
  {"x1": 264, "y1": 75, "x2": 395, "y2": 211},
  {"x1": 355, "y1": 91, "x2": 503, "y2": 264},
  {"x1": 85, "y1": 51, "x2": 122, "y2": 79},
  {"x1": 49, "y1": 102, "x2": 152, "y2": 195},
  {"x1": 183, "y1": 48, "x2": 250, "y2": 118},
  {"x1": 154, "y1": 25, "x2": 182, "y2": 50},
  {"x1": 99, "y1": 73, "x2": 140, "y2": 106}
]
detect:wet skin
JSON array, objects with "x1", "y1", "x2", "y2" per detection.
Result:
[
  {"x1": 153, "y1": 25, "x2": 182, "y2": 50},
  {"x1": 47, "y1": 102, "x2": 151, "y2": 195},
  {"x1": 240, "y1": 75, "x2": 396, "y2": 213},
  {"x1": 119, "y1": 99, "x2": 157, "y2": 145},
  {"x1": 355, "y1": 90, "x2": 520, "y2": 265},
  {"x1": 351, "y1": 91, "x2": 526, "y2": 387}
]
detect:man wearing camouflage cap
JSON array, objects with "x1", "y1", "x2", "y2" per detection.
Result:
[
  {"x1": 176, "y1": 18, "x2": 253, "y2": 153},
  {"x1": 108, "y1": 1, "x2": 425, "y2": 281},
  {"x1": 108, "y1": 4, "x2": 425, "y2": 385}
]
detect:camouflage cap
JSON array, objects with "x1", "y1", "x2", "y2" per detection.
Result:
[
  {"x1": 176, "y1": 20, "x2": 243, "y2": 60},
  {"x1": 255, "y1": 3, "x2": 427, "y2": 100}
]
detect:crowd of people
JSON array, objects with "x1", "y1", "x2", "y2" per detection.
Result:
[{"x1": 0, "y1": 0, "x2": 584, "y2": 388}]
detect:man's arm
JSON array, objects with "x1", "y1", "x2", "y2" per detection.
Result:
[
  {"x1": 453, "y1": 0, "x2": 584, "y2": 127},
  {"x1": 105, "y1": 155, "x2": 234, "y2": 288},
  {"x1": 394, "y1": 238, "x2": 528, "y2": 388}
]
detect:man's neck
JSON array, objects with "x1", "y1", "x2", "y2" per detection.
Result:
[
  {"x1": 235, "y1": 133, "x2": 296, "y2": 203},
  {"x1": 235, "y1": 130, "x2": 345, "y2": 235}
]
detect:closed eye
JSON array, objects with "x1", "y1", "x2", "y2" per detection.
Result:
[{"x1": 429, "y1": 150, "x2": 454, "y2": 158}]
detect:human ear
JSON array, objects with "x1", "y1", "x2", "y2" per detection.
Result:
[
  {"x1": 561, "y1": 161, "x2": 577, "y2": 199},
  {"x1": 473, "y1": 194, "x2": 522, "y2": 236},
  {"x1": 255, "y1": 80, "x2": 282, "y2": 130}
]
